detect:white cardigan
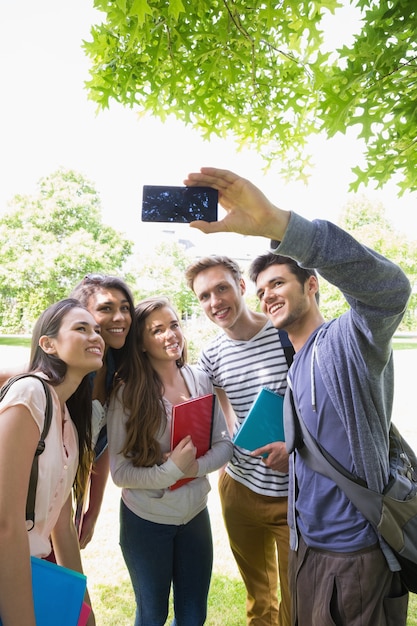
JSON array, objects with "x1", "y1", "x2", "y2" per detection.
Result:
[{"x1": 107, "y1": 365, "x2": 233, "y2": 525}]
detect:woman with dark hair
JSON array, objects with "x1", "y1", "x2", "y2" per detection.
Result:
[
  {"x1": 0, "y1": 274, "x2": 136, "y2": 549},
  {"x1": 107, "y1": 296, "x2": 233, "y2": 626},
  {"x1": 0, "y1": 298, "x2": 104, "y2": 625},
  {"x1": 69, "y1": 273, "x2": 136, "y2": 547}
]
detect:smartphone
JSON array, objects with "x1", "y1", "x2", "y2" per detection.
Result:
[{"x1": 141, "y1": 185, "x2": 218, "y2": 223}]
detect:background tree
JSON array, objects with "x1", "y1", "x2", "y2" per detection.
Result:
[
  {"x1": 84, "y1": 0, "x2": 417, "y2": 193},
  {"x1": 317, "y1": 195, "x2": 417, "y2": 328},
  {"x1": 0, "y1": 168, "x2": 133, "y2": 332},
  {"x1": 126, "y1": 240, "x2": 218, "y2": 362},
  {"x1": 128, "y1": 240, "x2": 199, "y2": 318}
]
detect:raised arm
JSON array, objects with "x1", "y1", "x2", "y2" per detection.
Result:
[{"x1": 184, "y1": 168, "x2": 290, "y2": 240}]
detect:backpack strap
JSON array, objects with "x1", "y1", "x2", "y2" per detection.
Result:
[
  {"x1": 0, "y1": 374, "x2": 53, "y2": 530},
  {"x1": 278, "y1": 329, "x2": 295, "y2": 368}
]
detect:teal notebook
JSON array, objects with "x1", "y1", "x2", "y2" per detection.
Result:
[
  {"x1": 0, "y1": 556, "x2": 87, "y2": 626},
  {"x1": 233, "y1": 387, "x2": 285, "y2": 451}
]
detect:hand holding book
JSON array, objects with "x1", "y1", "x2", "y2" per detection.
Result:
[
  {"x1": 250, "y1": 441, "x2": 289, "y2": 472},
  {"x1": 170, "y1": 435, "x2": 197, "y2": 474},
  {"x1": 169, "y1": 394, "x2": 215, "y2": 490}
]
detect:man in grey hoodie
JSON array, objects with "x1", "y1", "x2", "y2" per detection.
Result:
[{"x1": 183, "y1": 167, "x2": 411, "y2": 626}]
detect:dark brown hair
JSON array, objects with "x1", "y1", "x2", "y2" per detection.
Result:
[
  {"x1": 249, "y1": 253, "x2": 319, "y2": 304},
  {"x1": 70, "y1": 273, "x2": 137, "y2": 385},
  {"x1": 119, "y1": 297, "x2": 187, "y2": 467},
  {"x1": 30, "y1": 298, "x2": 94, "y2": 500}
]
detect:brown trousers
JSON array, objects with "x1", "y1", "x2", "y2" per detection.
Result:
[
  {"x1": 289, "y1": 536, "x2": 408, "y2": 626},
  {"x1": 219, "y1": 472, "x2": 291, "y2": 626}
]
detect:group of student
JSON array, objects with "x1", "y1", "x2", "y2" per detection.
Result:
[{"x1": 0, "y1": 167, "x2": 412, "y2": 626}]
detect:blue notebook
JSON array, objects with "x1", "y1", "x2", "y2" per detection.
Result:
[
  {"x1": 0, "y1": 556, "x2": 87, "y2": 626},
  {"x1": 233, "y1": 387, "x2": 285, "y2": 451}
]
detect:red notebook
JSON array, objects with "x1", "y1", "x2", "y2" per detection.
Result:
[{"x1": 169, "y1": 393, "x2": 215, "y2": 490}]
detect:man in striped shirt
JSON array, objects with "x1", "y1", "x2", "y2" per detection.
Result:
[{"x1": 185, "y1": 255, "x2": 292, "y2": 626}]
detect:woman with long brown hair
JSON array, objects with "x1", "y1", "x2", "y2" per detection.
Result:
[
  {"x1": 107, "y1": 296, "x2": 232, "y2": 626},
  {"x1": 0, "y1": 298, "x2": 104, "y2": 625}
]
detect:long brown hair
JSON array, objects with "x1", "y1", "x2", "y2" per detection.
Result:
[
  {"x1": 30, "y1": 298, "x2": 94, "y2": 501},
  {"x1": 69, "y1": 275, "x2": 137, "y2": 499},
  {"x1": 120, "y1": 296, "x2": 187, "y2": 467}
]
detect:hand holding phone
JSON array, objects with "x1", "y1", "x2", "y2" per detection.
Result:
[{"x1": 142, "y1": 185, "x2": 218, "y2": 223}]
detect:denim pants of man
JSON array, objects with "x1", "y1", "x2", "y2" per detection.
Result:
[
  {"x1": 219, "y1": 472, "x2": 291, "y2": 626},
  {"x1": 120, "y1": 500, "x2": 213, "y2": 626}
]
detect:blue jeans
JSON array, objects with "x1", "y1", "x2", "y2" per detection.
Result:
[{"x1": 120, "y1": 500, "x2": 213, "y2": 626}]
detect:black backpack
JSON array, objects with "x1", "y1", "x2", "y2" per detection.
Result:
[
  {"x1": 0, "y1": 374, "x2": 53, "y2": 530},
  {"x1": 278, "y1": 329, "x2": 295, "y2": 368}
]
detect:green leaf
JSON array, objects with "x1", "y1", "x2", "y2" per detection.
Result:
[
  {"x1": 130, "y1": 0, "x2": 153, "y2": 24},
  {"x1": 84, "y1": 0, "x2": 417, "y2": 192},
  {"x1": 168, "y1": 0, "x2": 186, "y2": 21}
]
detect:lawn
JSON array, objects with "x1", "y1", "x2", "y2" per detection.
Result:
[
  {"x1": 0, "y1": 335, "x2": 31, "y2": 348},
  {"x1": 81, "y1": 475, "x2": 417, "y2": 625}
]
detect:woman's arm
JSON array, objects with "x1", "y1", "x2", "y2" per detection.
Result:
[
  {"x1": 51, "y1": 494, "x2": 95, "y2": 626},
  {"x1": 78, "y1": 448, "x2": 109, "y2": 549},
  {"x1": 107, "y1": 393, "x2": 185, "y2": 489},
  {"x1": 0, "y1": 404, "x2": 39, "y2": 626}
]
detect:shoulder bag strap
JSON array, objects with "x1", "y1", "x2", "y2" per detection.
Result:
[
  {"x1": 288, "y1": 389, "x2": 382, "y2": 528},
  {"x1": 0, "y1": 374, "x2": 53, "y2": 530}
]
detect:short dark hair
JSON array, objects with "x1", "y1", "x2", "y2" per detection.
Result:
[
  {"x1": 249, "y1": 253, "x2": 319, "y2": 303},
  {"x1": 185, "y1": 255, "x2": 242, "y2": 291}
]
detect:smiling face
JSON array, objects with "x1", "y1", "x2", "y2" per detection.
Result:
[
  {"x1": 141, "y1": 305, "x2": 185, "y2": 366},
  {"x1": 87, "y1": 288, "x2": 132, "y2": 350},
  {"x1": 41, "y1": 307, "x2": 104, "y2": 376},
  {"x1": 192, "y1": 265, "x2": 246, "y2": 333},
  {"x1": 255, "y1": 263, "x2": 317, "y2": 332}
]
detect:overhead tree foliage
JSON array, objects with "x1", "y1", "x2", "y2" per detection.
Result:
[
  {"x1": 84, "y1": 0, "x2": 417, "y2": 193},
  {"x1": 319, "y1": 0, "x2": 417, "y2": 195},
  {"x1": 0, "y1": 168, "x2": 133, "y2": 332}
]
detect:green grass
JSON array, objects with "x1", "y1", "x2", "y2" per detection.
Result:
[
  {"x1": 90, "y1": 576, "x2": 417, "y2": 625},
  {"x1": 392, "y1": 340, "x2": 417, "y2": 350},
  {"x1": 0, "y1": 335, "x2": 416, "y2": 352},
  {"x1": 0, "y1": 335, "x2": 31, "y2": 347},
  {"x1": 91, "y1": 574, "x2": 247, "y2": 626},
  {"x1": 409, "y1": 595, "x2": 417, "y2": 626}
]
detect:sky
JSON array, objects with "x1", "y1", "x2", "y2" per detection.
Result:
[{"x1": 1, "y1": 0, "x2": 416, "y2": 262}]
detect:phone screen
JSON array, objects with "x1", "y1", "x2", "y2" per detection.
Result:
[{"x1": 141, "y1": 185, "x2": 218, "y2": 223}]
